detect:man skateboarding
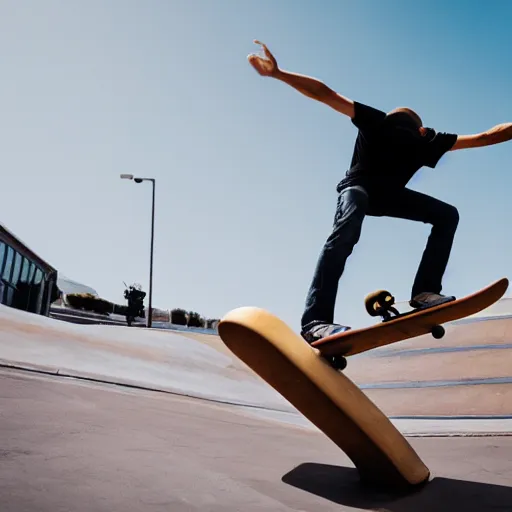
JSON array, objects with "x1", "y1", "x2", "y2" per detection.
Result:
[{"x1": 248, "y1": 40, "x2": 512, "y2": 343}]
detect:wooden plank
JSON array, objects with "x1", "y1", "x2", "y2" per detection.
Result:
[{"x1": 218, "y1": 307, "x2": 430, "y2": 488}]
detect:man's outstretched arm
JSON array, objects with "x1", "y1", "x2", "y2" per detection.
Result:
[
  {"x1": 450, "y1": 123, "x2": 512, "y2": 151},
  {"x1": 248, "y1": 40, "x2": 355, "y2": 118},
  {"x1": 274, "y1": 69, "x2": 355, "y2": 118}
]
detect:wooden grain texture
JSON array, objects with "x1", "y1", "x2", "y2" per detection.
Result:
[
  {"x1": 218, "y1": 307, "x2": 430, "y2": 488},
  {"x1": 313, "y1": 278, "x2": 509, "y2": 357}
]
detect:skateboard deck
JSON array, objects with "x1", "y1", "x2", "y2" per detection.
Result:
[
  {"x1": 313, "y1": 278, "x2": 509, "y2": 358},
  {"x1": 218, "y1": 307, "x2": 430, "y2": 489}
]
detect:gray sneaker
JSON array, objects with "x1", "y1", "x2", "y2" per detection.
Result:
[
  {"x1": 301, "y1": 321, "x2": 351, "y2": 344},
  {"x1": 410, "y1": 292, "x2": 455, "y2": 309}
]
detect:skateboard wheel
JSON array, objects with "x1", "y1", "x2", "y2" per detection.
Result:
[
  {"x1": 364, "y1": 290, "x2": 395, "y2": 317},
  {"x1": 326, "y1": 355, "x2": 347, "y2": 371},
  {"x1": 431, "y1": 325, "x2": 445, "y2": 339}
]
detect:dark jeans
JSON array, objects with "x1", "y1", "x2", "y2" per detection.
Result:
[{"x1": 301, "y1": 186, "x2": 459, "y2": 328}]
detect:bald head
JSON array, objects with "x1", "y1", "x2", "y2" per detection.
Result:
[{"x1": 386, "y1": 107, "x2": 423, "y2": 128}]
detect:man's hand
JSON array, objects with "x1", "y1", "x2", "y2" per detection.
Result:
[
  {"x1": 450, "y1": 122, "x2": 512, "y2": 151},
  {"x1": 247, "y1": 40, "x2": 355, "y2": 118},
  {"x1": 247, "y1": 40, "x2": 279, "y2": 77}
]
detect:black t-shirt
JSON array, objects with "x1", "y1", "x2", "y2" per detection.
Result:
[{"x1": 336, "y1": 102, "x2": 458, "y2": 198}]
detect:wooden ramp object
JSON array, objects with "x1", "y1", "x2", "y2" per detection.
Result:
[{"x1": 218, "y1": 307, "x2": 430, "y2": 489}]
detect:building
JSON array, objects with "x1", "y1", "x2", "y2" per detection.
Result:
[
  {"x1": 52, "y1": 274, "x2": 98, "y2": 307},
  {"x1": 57, "y1": 274, "x2": 98, "y2": 297},
  {"x1": 0, "y1": 224, "x2": 59, "y2": 316}
]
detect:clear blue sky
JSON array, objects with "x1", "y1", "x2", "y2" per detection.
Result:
[{"x1": 1, "y1": 0, "x2": 511, "y2": 329}]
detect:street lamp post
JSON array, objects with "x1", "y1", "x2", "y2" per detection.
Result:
[{"x1": 120, "y1": 173, "x2": 155, "y2": 328}]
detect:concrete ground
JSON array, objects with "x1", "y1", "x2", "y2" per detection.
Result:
[
  {"x1": 1, "y1": 303, "x2": 512, "y2": 510},
  {"x1": 1, "y1": 367, "x2": 511, "y2": 512}
]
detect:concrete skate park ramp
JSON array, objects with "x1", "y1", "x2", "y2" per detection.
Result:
[
  {"x1": 1, "y1": 302, "x2": 511, "y2": 434},
  {"x1": 0, "y1": 304, "x2": 286, "y2": 410}
]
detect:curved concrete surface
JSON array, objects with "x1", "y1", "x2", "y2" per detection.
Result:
[
  {"x1": 1, "y1": 303, "x2": 512, "y2": 432},
  {"x1": 0, "y1": 304, "x2": 287, "y2": 411}
]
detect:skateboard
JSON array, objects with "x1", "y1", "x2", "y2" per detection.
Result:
[
  {"x1": 218, "y1": 307, "x2": 431, "y2": 489},
  {"x1": 313, "y1": 278, "x2": 508, "y2": 370}
]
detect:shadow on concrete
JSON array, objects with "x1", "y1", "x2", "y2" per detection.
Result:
[{"x1": 282, "y1": 463, "x2": 512, "y2": 511}]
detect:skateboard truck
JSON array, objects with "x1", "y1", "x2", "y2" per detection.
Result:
[
  {"x1": 365, "y1": 290, "x2": 399, "y2": 320},
  {"x1": 364, "y1": 289, "x2": 446, "y2": 339}
]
